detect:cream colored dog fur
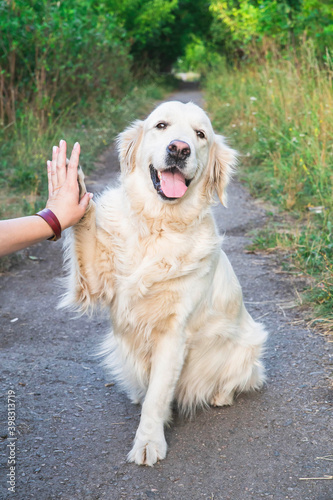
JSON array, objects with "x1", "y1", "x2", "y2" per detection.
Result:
[{"x1": 60, "y1": 101, "x2": 267, "y2": 466}]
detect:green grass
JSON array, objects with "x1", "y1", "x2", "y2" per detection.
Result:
[{"x1": 204, "y1": 45, "x2": 333, "y2": 332}]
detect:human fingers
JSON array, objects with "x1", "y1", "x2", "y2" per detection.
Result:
[
  {"x1": 47, "y1": 160, "x2": 53, "y2": 197},
  {"x1": 51, "y1": 145, "x2": 59, "y2": 190},
  {"x1": 66, "y1": 142, "x2": 80, "y2": 185},
  {"x1": 56, "y1": 139, "x2": 67, "y2": 186}
]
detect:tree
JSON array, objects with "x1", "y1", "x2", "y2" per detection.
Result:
[{"x1": 109, "y1": 0, "x2": 214, "y2": 71}]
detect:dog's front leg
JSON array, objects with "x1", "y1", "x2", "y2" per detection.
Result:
[{"x1": 128, "y1": 331, "x2": 185, "y2": 466}]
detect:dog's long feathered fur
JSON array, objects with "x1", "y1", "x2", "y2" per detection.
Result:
[{"x1": 60, "y1": 101, "x2": 267, "y2": 466}]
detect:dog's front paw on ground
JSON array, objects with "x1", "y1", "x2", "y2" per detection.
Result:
[{"x1": 127, "y1": 436, "x2": 167, "y2": 466}]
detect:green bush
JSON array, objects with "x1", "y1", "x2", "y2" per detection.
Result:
[
  {"x1": 0, "y1": 0, "x2": 131, "y2": 127},
  {"x1": 209, "y1": 0, "x2": 333, "y2": 62}
]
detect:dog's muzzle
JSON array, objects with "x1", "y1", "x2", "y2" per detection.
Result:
[{"x1": 149, "y1": 140, "x2": 193, "y2": 200}]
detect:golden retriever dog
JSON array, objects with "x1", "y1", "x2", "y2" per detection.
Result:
[{"x1": 60, "y1": 101, "x2": 267, "y2": 466}]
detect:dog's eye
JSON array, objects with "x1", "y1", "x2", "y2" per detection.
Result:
[
  {"x1": 156, "y1": 122, "x2": 168, "y2": 130},
  {"x1": 196, "y1": 130, "x2": 205, "y2": 139}
]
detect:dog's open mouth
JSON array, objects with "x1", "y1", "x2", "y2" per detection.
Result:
[{"x1": 149, "y1": 165, "x2": 192, "y2": 200}]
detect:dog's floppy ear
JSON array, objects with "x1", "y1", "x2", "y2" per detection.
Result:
[
  {"x1": 116, "y1": 119, "x2": 144, "y2": 174},
  {"x1": 207, "y1": 134, "x2": 237, "y2": 206}
]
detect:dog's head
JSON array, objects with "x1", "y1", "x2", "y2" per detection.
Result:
[{"x1": 117, "y1": 101, "x2": 237, "y2": 210}]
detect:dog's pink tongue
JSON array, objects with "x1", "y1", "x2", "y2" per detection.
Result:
[{"x1": 161, "y1": 170, "x2": 187, "y2": 198}]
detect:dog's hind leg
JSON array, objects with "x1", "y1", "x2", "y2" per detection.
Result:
[
  {"x1": 176, "y1": 316, "x2": 267, "y2": 413},
  {"x1": 209, "y1": 355, "x2": 265, "y2": 407}
]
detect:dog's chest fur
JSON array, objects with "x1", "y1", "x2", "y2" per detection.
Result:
[{"x1": 96, "y1": 187, "x2": 220, "y2": 336}]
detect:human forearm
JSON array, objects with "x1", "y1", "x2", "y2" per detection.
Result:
[
  {"x1": 0, "y1": 141, "x2": 93, "y2": 258},
  {"x1": 0, "y1": 216, "x2": 54, "y2": 257}
]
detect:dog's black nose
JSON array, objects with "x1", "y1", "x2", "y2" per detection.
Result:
[{"x1": 167, "y1": 140, "x2": 191, "y2": 161}]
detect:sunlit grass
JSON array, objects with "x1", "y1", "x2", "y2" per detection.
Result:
[{"x1": 204, "y1": 43, "x2": 333, "y2": 329}]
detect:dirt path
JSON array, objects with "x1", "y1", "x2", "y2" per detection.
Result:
[{"x1": 1, "y1": 88, "x2": 332, "y2": 500}]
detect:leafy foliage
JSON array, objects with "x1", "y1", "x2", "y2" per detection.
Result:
[
  {"x1": 0, "y1": 0, "x2": 132, "y2": 126},
  {"x1": 209, "y1": 0, "x2": 333, "y2": 60},
  {"x1": 174, "y1": 0, "x2": 333, "y2": 72},
  {"x1": 115, "y1": 0, "x2": 214, "y2": 71}
]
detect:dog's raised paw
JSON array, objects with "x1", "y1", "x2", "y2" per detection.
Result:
[
  {"x1": 127, "y1": 436, "x2": 167, "y2": 466},
  {"x1": 77, "y1": 166, "x2": 87, "y2": 200}
]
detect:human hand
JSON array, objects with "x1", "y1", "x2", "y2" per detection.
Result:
[{"x1": 46, "y1": 140, "x2": 93, "y2": 230}]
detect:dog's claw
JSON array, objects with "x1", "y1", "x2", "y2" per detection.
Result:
[{"x1": 127, "y1": 436, "x2": 167, "y2": 466}]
